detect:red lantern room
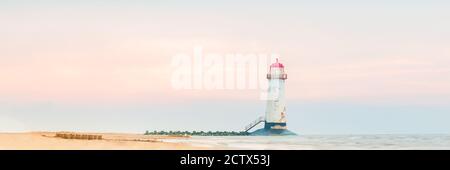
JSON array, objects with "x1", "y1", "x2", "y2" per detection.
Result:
[{"x1": 267, "y1": 58, "x2": 287, "y2": 80}]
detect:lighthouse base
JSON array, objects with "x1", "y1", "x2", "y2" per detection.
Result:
[
  {"x1": 249, "y1": 128, "x2": 296, "y2": 136},
  {"x1": 249, "y1": 122, "x2": 296, "y2": 136}
]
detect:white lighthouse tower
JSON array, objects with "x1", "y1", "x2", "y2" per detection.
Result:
[
  {"x1": 245, "y1": 58, "x2": 296, "y2": 135},
  {"x1": 264, "y1": 58, "x2": 288, "y2": 130}
]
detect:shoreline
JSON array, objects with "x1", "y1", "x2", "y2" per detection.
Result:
[{"x1": 0, "y1": 132, "x2": 219, "y2": 150}]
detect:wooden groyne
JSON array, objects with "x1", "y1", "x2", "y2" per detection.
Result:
[{"x1": 55, "y1": 132, "x2": 102, "y2": 140}]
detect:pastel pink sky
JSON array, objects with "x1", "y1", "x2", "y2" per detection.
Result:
[{"x1": 1, "y1": 1, "x2": 449, "y2": 106}]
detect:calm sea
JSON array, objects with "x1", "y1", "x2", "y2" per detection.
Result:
[{"x1": 164, "y1": 134, "x2": 450, "y2": 150}]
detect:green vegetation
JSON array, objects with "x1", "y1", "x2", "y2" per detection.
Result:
[{"x1": 144, "y1": 130, "x2": 249, "y2": 136}]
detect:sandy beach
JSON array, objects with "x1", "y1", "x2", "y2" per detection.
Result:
[{"x1": 0, "y1": 132, "x2": 211, "y2": 150}]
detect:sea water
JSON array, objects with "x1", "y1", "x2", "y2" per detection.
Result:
[{"x1": 163, "y1": 134, "x2": 450, "y2": 150}]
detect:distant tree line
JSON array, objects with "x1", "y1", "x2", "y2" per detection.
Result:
[{"x1": 144, "y1": 130, "x2": 249, "y2": 136}]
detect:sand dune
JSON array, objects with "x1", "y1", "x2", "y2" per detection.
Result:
[{"x1": 0, "y1": 132, "x2": 209, "y2": 150}]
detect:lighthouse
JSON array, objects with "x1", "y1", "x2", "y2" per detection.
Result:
[
  {"x1": 247, "y1": 58, "x2": 296, "y2": 136},
  {"x1": 265, "y1": 58, "x2": 288, "y2": 130}
]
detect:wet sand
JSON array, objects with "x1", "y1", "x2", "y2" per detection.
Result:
[{"x1": 0, "y1": 132, "x2": 211, "y2": 150}]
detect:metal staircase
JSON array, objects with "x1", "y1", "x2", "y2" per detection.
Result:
[{"x1": 244, "y1": 116, "x2": 265, "y2": 132}]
